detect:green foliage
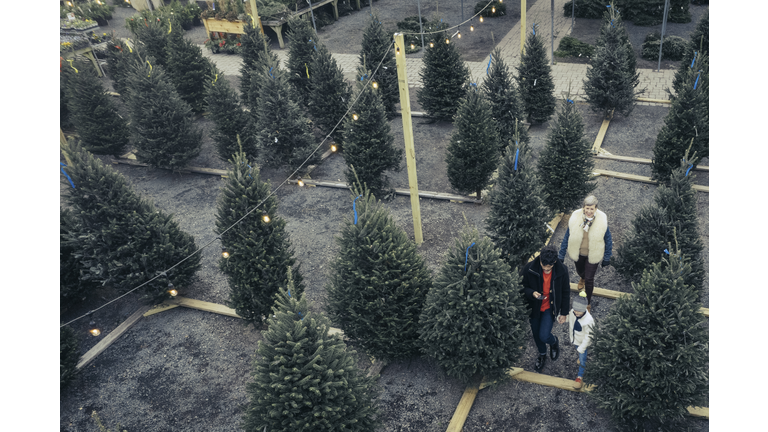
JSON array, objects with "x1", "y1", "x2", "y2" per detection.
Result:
[
  {"x1": 215, "y1": 152, "x2": 305, "y2": 325},
  {"x1": 164, "y1": 21, "x2": 215, "y2": 113},
  {"x1": 537, "y1": 98, "x2": 596, "y2": 214},
  {"x1": 104, "y1": 41, "x2": 142, "y2": 98},
  {"x1": 517, "y1": 24, "x2": 556, "y2": 124},
  {"x1": 130, "y1": 16, "x2": 171, "y2": 68},
  {"x1": 641, "y1": 32, "x2": 688, "y2": 61},
  {"x1": 563, "y1": 0, "x2": 690, "y2": 24},
  {"x1": 60, "y1": 326, "x2": 80, "y2": 390},
  {"x1": 417, "y1": 30, "x2": 470, "y2": 121},
  {"x1": 91, "y1": 410, "x2": 127, "y2": 432},
  {"x1": 588, "y1": 247, "x2": 708, "y2": 431},
  {"x1": 419, "y1": 228, "x2": 528, "y2": 383},
  {"x1": 243, "y1": 279, "x2": 380, "y2": 431},
  {"x1": 359, "y1": 13, "x2": 398, "y2": 115},
  {"x1": 286, "y1": 17, "x2": 318, "y2": 107},
  {"x1": 239, "y1": 22, "x2": 274, "y2": 109},
  {"x1": 445, "y1": 89, "x2": 500, "y2": 200},
  {"x1": 674, "y1": 10, "x2": 708, "y2": 93},
  {"x1": 60, "y1": 208, "x2": 92, "y2": 312},
  {"x1": 60, "y1": 139, "x2": 201, "y2": 304},
  {"x1": 327, "y1": 181, "x2": 432, "y2": 361},
  {"x1": 205, "y1": 71, "x2": 259, "y2": 162},
  {"x1": 474, "y1": 1, "x2": 506, "y2": 17},
  {"x1": 554, "y1": 36, "x2": 595, "y2": 58},
  {"x1": 482, "y1": 47, "x2": 529, "y2": 153},
  {"x1": 308, "y1": 44, "x2": 352, "y2": 145},
  {"x1": 395, "y1": 16, "x2": 446, "y2": 53},
  {"x1": 125, "y1": 59, "x2": 203, "y2": 170}
]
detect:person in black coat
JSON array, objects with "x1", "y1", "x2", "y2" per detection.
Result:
[{"x1": 521, "y1": 245, "x2": 571, "y2": 372}]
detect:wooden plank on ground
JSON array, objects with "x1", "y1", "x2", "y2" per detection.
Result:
[
  {"x1": 143, "y1": 302, "x2": 180, "y2": 317},
  {"x1": 592, "y1": 111, "x2": 613, "y2": 154},
  {"x1": 290, "y1": 179, "x2": 483, "y2": 203},
  {"x1": 569, "y1": 284, "x2": 709, "y2": 317},
  {"x1": 478, "y1": 367, "x2": 525, "y2": 390},
  {"x1": 366, "y1": 359, "x2": 388, "y2": 378},
  {"x1": 592, "y1": 169, "x2": 709, "y2": 192},
  {"x1": 112, "y1": 157, "x2": 229, "y2": 177},
  {"x1": 636, "y1": 97, "x2": 671, "y2": 104},
  {"x1": 594, "y1": 152, "x2": 709, "y2": 172},
  {"x1": 445, "y1": 374, "x2": 483, "y2": 432},
  {"x1": 76, "y1": 305, "x2": 152, "y2": 370},
  {"x1": 528, "y1": 213, "x2": 565, "y2": 262},
  {"x1": 685, "y1": 406, "x2": 709, "y2": 419},
  {"x1": 169, "y1": 296, "x2": 240, "y2": 318}
]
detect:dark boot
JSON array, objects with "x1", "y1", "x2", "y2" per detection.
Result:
[
  {"x1": 534, "y1": 354, "x2": 547, "y2": 372},
  {"x1": 550, "y1": 336, "x2": 560, "y2": 361}
]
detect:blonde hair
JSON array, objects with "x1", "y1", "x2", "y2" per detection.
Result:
[{"x1": 583, "y1": 195, "x2": 598, "y2": 208}]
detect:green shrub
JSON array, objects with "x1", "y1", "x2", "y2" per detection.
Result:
[
  {"x1": 641, "y1": 33, "x2": 688, "y2": 60},
  {"x1": 554, "y1": 36, "x2": 595, "y2": 58},
  {"x1": 474, "y1": 0, "x2": 506, "y2": 17}
]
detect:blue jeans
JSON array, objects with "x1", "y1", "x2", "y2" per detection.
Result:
[
  {"x1": 530, "y1": 310, "x2": 557, "y2": 355},
  {"x1": 577, "y1": 348, "x2": 588, "y2": 378}
]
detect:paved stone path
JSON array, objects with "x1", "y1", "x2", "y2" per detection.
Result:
[{"x1": 201, "y1": 0, "x2": 674, "y2": 107}]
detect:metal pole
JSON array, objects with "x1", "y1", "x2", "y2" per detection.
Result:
[
  {"x1": 521, "y1": 0, "x2": 526, "y2": 55},
  {"x1": 461, "y1": 0, "x2": 464, "y2": 35},
  {"x1": 571, "y1": 0, "x2": 575, "y2": 33},
  {"x1": 656, "y1": 0, "x2": 670, "y2": 72},
  {"x1": 417, "y1": 0, "x2": 425, "y2": 49},
  {"x1": 307, "y1": 0, "x2": 317, "y2": 33},
  {"x1": 551, "y1": 0, "x2": 554, "y2": 65}
]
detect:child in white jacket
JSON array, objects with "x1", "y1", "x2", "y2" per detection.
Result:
[{"x1": 568, "y1": 291, "x2": 594, "y2": 390}]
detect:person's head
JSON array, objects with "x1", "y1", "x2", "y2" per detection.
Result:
[
  {"x1": 573, "y1": 292, "x2": 588, "y2": 316},
  {"x1": 539, "y1": 245, "x2": 558, "y2": 274},
  {"x1": 583, "y1": 195, "x2": 598, "y2": 218}
]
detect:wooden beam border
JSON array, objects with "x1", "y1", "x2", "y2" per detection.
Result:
[
  {"x1": 593, "y1": 169, "x2": 709, "y2": 193},
  {"x1": 76, "y1": 305, "x2": 151, "y2": 370}
]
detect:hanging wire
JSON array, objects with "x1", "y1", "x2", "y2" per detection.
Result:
[{"x1": 399, "y1": 0, "x2": 499, "y2": 39}]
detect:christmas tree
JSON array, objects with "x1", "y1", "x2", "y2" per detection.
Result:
[
  {"x1": 537, "y1": 98, "x2": 596, "y2": 214},
  {"x1": 164, "y1": 18, "x2": 215, "y2": 114},
  {"x1": 104, "y1": 40, "x2": 142, "y2": 98},
  {"x1": 485, "y1": 127, "x2": 553, "y2": 270},
  {"x1": 482, "y1": 47, "x2": 530, "y2": 153},
  {"x1": 65, "y1": 62, "x2": 129, "y2": 156},
  {"x1": 60, "y1": 139, "x2": 201, "y2": 304},
  {"x1": 341, "y1": 68, "x2": 403, "y2": 192},
  {"x1": 673, "y1": 9, "x2": 708, "y2": 93},
  {"x1": 205, "y1": 70, "x2": 259, "y2": 162},
  {"x1": 417, "y1": 30, "x2": 470, "y2": 121},
  {"x1": 326, "y1": 180, "x2": 431, "y2": 361},
  {"x1": 584, "y1": 4, "x2": 640, "y2": 118},
  {"x1": 308, "y1": 44, "x2": 352, "y2": 146},
  {"x1": 215, "y1": 151, "x2": 305, "y2": 325},
  {"x1": 125, "y1": 58, "x2": 203, "y2": 170},
  {"x1": 239, "y1": 22, "x2": 274, "y2": 109},
  {"x1": 60, "y1": 208, "x2": 92, "y2": 313},
  {"x1": 285, "y1": 17, "x2": 318, "y2": 107},
  {"x1": 587, "y1": 246, "x2": 708, "y2": 430},
  {"x1": 131, "y1": 16, "x2": 170, "y2": 68},
  {"x1": 419, "y1": 227, "x2": 528, "y2": 383},
  {"x1": 445, "y1": 87, "x2": 501, "y2": 200},
  {"x1": 517, "y1": 23, "x2": 556, "y2": 124},
  {"x1": 60, "y1": 325, "x2": 80, "y2": 390},
  {"x1": 242, "y1": 276, "x2": 380, "y2": 431},
  {"x1": 359, "y1": 13, "x2": 398, "y2": 116}
]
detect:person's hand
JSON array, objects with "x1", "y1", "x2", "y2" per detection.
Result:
[
  {"x1": 602, "y1": 260, "x2": 610, "y2": 268},
  {"x1": 533, "y1": 292, "x2": 542, "y2": 300},
  {"x1": 558, "y1": 315, "x2": 567, "y2": 324}
]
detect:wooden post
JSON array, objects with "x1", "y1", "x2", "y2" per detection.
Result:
[
  {"x1": 521, "y1": 0, "x2": 526, "y2": 55},
  {"x1": 393, "y1": 33, "x2": 424, "y2": 245},
  {"x1": 249, "y1": 0, "x2": 265, "y2": 34}
]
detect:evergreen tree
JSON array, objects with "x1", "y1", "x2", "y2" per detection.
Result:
[
  {"x1": 673, "y1": 9, "x2": 708, "y2": 93},
  {"x1": 65, "y1": 62, "x2": 129, "y2": 156},
  {"x1": 341, "y1": 68, "x2": 403, "y2": 192},
  {"x1": 583, "y1": 5, "x2": 640, "y2": 118},
  {"x1": 205, "y1": 70, "x2": 259, "y2": 162},
  {"x1": 60, "y1": 139, "x2": 201, "y2": 304},
  {"x1": 417, "y1": 30, "x2": 470, "y2": 121},
  {"x1": 485, "y1": 128, "x2": 553, "y2": 270},
  {"x1": 104, "y1": 40, "x2": 142, "y2": 98},
  {"x1": 537, "y1": 98, "x2": 596, "y2": 214},
  {"x1": 652, "y1": 54, "x2": 708, "y2": 182},
  {"x1": 125, "y1": 59, "x2": 203, "y2": 170},
  {"x1": 308, "y1": 44, "x2": 352, "y2": 145},
  {"x1": 445, "y1": 88, "x2": 500, "y2": 200},
  {"x1": 215, "y1": 152, "x2": 305, "y2": 325},
  {"x1": 239, "y1": 22, "x2": 274, "y2": 108},
  {"x1": 60, "y1": 325, "x2": 80, "y2": 390},
  {"x1": 164, "y1": 19, "x2": 215, "y2": 114},
  {"x1": 285, "y1": 17, "x2": 318, "y2": 107},
  {"x1": 482, "y1": 47, "x2": 530, "y2": 153},
  {"x1": 419, "y1": 227, "x2": 528, "y2": 383},
  {"x1": 359, "y1": 13, "x2": 398, "y2": 116},
  {"x1": 242, "y1": 277, "x2": 380, "y2": 431},
  {"x1": 60, "y1": 208, "x2": 92, "y2": 313},
  {"x1": 326, "y1": 180, "x2": 432, "y2": 361},
  {"x1": 131, "y1": 16, "x2": 170, "y2": 68},
  {"x1": 517, "y1": 23, "x2": 557, "y2": 124},
  {"x1": 588, "y1": 247, "x2": 708, "y2": 431}
]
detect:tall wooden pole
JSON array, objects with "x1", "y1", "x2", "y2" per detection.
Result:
[
  {"x1": 248, "y1": 0, "x2": 264, "y2": 34},
  {"x1": 393, "y1": 33, "x2": 423, "y2": 245},
  {"x1": 521, "y1": 0, "x2": 527, "y2": 55}
]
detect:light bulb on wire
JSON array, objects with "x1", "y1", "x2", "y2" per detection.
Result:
[
  {"x1": 222, "y1": 247, "x2": 230, "y2": 259},
  {"x1": 480, "y1": 16, "x2": 484, "y2": 23},
  {"x1": 445, "y1": 38, "x2": 450, "y2": 44},
  {"x1": 470, "y1": 24, "x2": 474, "y2": 31},
  {"x1": 168, "y1": 282, "x2": 177, "y2": 297},
  {"x1": 297, "y1": 177, "x2": 305, "y2": 187},
  {"x1": 492, "y1": 6, "x2": 496, "y2": 13},
  {"x1": 372, "y1": 81, "x2": 379, "y2": 89},
  {"x1": 330, "y1": 144, "x2": 337, "y2": 152},
  {"x1": 89, "y1": 328, "x2": 101, "y2": 337},
  {"x1": 429, "y1": 41, "x2": 434, "y2": 48},
  {"x1": 352, "y1": 113, "x2": 359, "y2": 121},
  {"x1": 262, "y1": 213, "x2": 271, "y2": 223},
  {"x1": 410, "y1": 43, "x2": 415, "y2": 50}
]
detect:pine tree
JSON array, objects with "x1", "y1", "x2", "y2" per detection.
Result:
[
  {"x1": 215, "y1": 152, "x2": 305, "y2": 325},
  {"x1": 60, "y1": 139, "x2": 201, "y2": 304},
  {"x1": 242, "y1": 277, "x2": 380, "y2": 431},
  {"x1": 341, "y1": 68, "x2": 403, "y2": 192},
  {"x1": 65, "y1": 63, "x2": 129, "y2": 156},
  {"x1": 517, "y1": 23, "x2": 557, "y2": 124},
  {"x1": 239, "y1": 22, "x2": 274, "y2": 108},
  {"x1": 673, "y1": 9, "x2": 708, "y2": 93},
  {"x1": 359, "y1": 13, "x2": 398, "y2": 116},
  {"x1": 485, "y1": 128, "x2": 553, "y2": 270},
  {"x1": 125, "y1": 59, "x2": 203, "y2": 170},
  {"x1": 652, "y1": 54, "x2": 708, "y2": 182},
  {"x1": 104, "y1": 40, "x2": 142, "y2": 98},
  {"x1": 205, "y1": 70, "x2": 259, "y2": 162},
  {"x1": 588, "y1": 246, "x2": 708, "y2": 431},
  {"x1": 164, "y1": 18, "x2": 215, "y2": 114},
  {"x1": 583, "y1": 5, "x2": 640, "y2": 118},
  {"x1": 445, "y1": 88, "x2": 500, "y2": 200},
  {"x1": 60, "y1": 325, "x2": 80, "y2": 390},
  {"x1": 417, "y1": 30, "x2": 470, "y2": 121},
  {"x1": 482, "y1": 47, "x2": 530, "y2": 153},
  {"x1": 537, "y1": 98, "x2": 596, "y2": 214},
  {"x1": 285, "y1": 17, "x2": 318, "y2": 107},
  {"x1": 326, "y1": 180, "x2": 432, "y2": 361},
  {"x1": 308, "y1": 44, "x2": 352, "y2": 145},
  {"x1": 131, "y1": 16, "x2": 170, "y2": 68},
  {"x1": 419, "y1": 227, "x2": 528, "y2": 383},
  {"x1": 60, "y1": 208, "x2": 92, "y2": 312}
]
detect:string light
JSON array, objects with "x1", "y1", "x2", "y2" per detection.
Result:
[
  {"x1": 458, "y1": 32, "x2": 462, "y2": 39},
  {"x1": 169, "y1": 288, "x2": 178, "y2": 297},
  {"x1": 297, "y1": 177, "x2": 305, "y2": 187},
  {"x1": 480, "y1": 16, "x2": 484, "y2": 23},
  {"x1": 492, "y1": 6, "x2": 496, "y2": 13},
  {"x1": 372, "y1": 81, "x2": 379, "y2": 89},
  {"x1": 352, "y1": 113, "x2": 359, "y2": 120},
  {"x1": 429, "y1": 41, "x2": 434, "y2": 48},
  {"x1": 330, "y1": 144, "x2": 338, "y2": 152},
  {"x1": 222, "y1": 247, "x2": 230, "y2": 258},
  {"x1": 89, "y1": 328, "x2": 102, "y2": 337},
  {"x1": 470, "y1": 25, "x2": 474, "y2": 31},
  {"x1": 262, "y1": 213, "x2": 271, "y2": 223},
  {"x1": 410, "y1": 43, "x2": 415, "y2": 50}
]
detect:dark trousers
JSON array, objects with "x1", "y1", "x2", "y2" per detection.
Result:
[
  {"x1": 575, "y1": 255, "x2": 599, "y2": 304},
  {"x1": 530, "y1": 309, "x2": 557, "y2": 355}
]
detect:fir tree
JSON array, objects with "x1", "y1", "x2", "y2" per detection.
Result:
[
  {"x1": 326, "y1": 180, "x2": 432, "y2": 361},
  {"x1": 485, "y1": 127, "x2": 553, "y2": 270},
  {"x1": 215, "y1": 152, "x2": 305, "y2": 325},
  {"x1": 359, "y1": 13, "x2": 398, "y2": 116},
  {"x1": 673, "y1": 9, "x2": 708, "y2": 93},
  {"x1": 65, "y1": 62, "x2": 129, "y2": 156},
  {"x1": 239, "y1": 22, "x2": 274, "y2": 108},
  {"x1": 417, "y1": 30, "x2": 470, "y2": 121},
  {"x1": 242, "y1": 277, "x2": 380, "y2": 431},
  {"x1": 517, "y1": 23, "x2": 557, "y2": 124},
  {"x1": 584, "y1": 5, "x2": 640, "y2": 118},
  {"x1": 61, "y1": 208, "x2": 92, "y2": 312},
  {"x1": 60, "y1": 325, "x2": 80, "y2": 390},
  {"x1": 445, "y1": 88, "x2": 501, "y2": 200},
  {"x1": 131, "y1": 16, "x2": 170, "y2": 68},
  {"x1": 285, "y1": 17, "x2": 318, "y2": 107},
  {"x1": 308, "y1": 44, "x2": 352, "y2": 145},
  {"x1": 588, "y1": 247, "x2": 708, "y2": 431},
  {"x1": 104, "y1": 40, "x2": 142, "y2": 98},
  {"x1": 482, "y1": 47, "x2": 530, "y2": 153},
  {"x1": 205, "y1": 70, "x2": 259, "y2": 162},
  {"x1": 164, "y1": 19, "x2": 215, "y2": 114},
  {"x1": 60, "y1": 139, "x2": 201, "y2": 304},
  {"x1": 125, "y1": 59, "x2": 203, "y2": 170},
  {"x1": 537, "y1": 98, "x2": 596, "y2": 214},
  {"x1": 419, "y1": 227, "x2": 528, "y2": 383},
  {"x1": 341, "y1": 68, "x2": 403, "y2": 192}
]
